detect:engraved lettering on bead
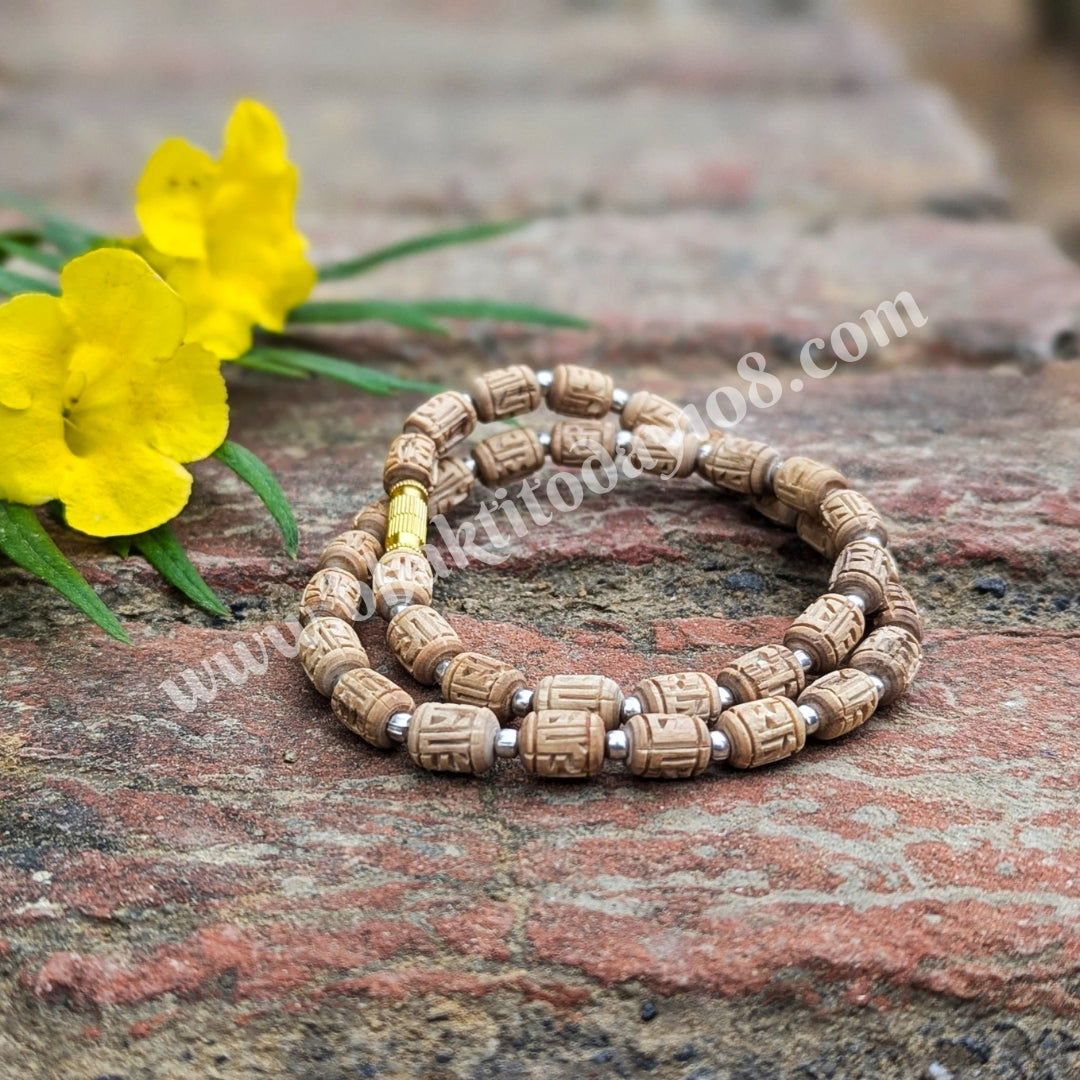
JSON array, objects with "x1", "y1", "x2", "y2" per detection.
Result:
[
  {"x1": 511, "y1": 687, "x2": 535, "y2": 718},
  {"x1": 798, "y1": 704, "x2": 820, "y2": 734},
  {"x1": 606, "y1": 729, "x2": 629, "y2": 760},
  {"x1": 495, "y1": 728, "x2": 519, "y2": 759},
  {"x1": 709, "y1": 729, "x2": 731, "y2": 763},
  {"x1": 620, "y1": 695, "x2": 644, "y2": 721},
  {"x1": 387, "y1": 712, "x2": 412, "y2": 743}
]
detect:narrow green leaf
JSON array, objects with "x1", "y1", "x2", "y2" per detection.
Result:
[
  {"x1": 0, "y1": 501, "x2": 130, "y2": 643},
  {"x1": 317, "y1": 220, "x2": 528, "y2": 281},
  {"x1": 130, "y1": 523, "x2": 230, "y2": 617},
  {"x1": 213, "y1": 439, "x2": 299, "y2": 558},
  {"x1": 0, "y1": 190, "x2": 104, "y2": 257},
  {"x1": 408, "y1": 299, "x2": 590, "y2": 329},
  {"x1": 0, "y1": 229, "x2": 42, "y2": 264},
  {"x1": 245, "y1": 347, "x2": 443, "y2": 396},
  {"x1": 0, "y1": 267, "x2": 60, "y2": 297},
  {"x1": 232, "y1": 351, "x2": 309, "y2": 378},
  {"x1": 288, "y1": 299, "x2": 451, "y2": 336},
  {"x1": 0, "y1": 236, "x2": 65, "y2": 273}
]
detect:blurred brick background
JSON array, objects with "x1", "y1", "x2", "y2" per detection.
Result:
[{"x1": 1, "y1": 1, "x2": 1079, "y2": 1077}]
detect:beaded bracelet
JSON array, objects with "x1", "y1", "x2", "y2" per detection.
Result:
[{"x1": 297, "y1": 363, "x2": 923, "y2": 780}]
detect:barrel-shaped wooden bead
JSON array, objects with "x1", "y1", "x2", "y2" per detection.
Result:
[
  {"x1": 317, "y1": 530, "x2": 382, "y2": 583},
  {"x1": 799, "y1": 668, "x2": 880, "y2": 741},
  {"x1": 353, "y1": 497, "x2": 389, "y2": 539},
  {"x1": 300, "y1": 568, "x2": 364, "y2": 625},
  {"x1": 773, "y1": 457, "x2": 848, "y2": 515},
  {"x1": 718, "y1": 696, "x2": 806, "y2": 769},
  {"x1": 630, "y1": 424, "x2": 699, "y2": 479},
  {"x1": 624, "y1": 713, "x2": 712, "y2": 779},
  {"x1": 298, "y1": 616, "x2": 369, "y2": 697},
  {"x1": 869, "y1": 581, "x2": 924, "y2": 642},
  {"x1": 848, "y1": 626, "x2": 922, "y2": 706},
  {"x1": 403, "y1": 391, "x2": 477, "y2": 453},
  {"x1": 635, "y1": 671, "x2": 723, "y2": 724},
  {"x1": 716, "y1": 644, "x2": 806, "y2": 704},
  {"x1": 386, "y1": 606, "x2": 463, "y2": 684},
  {"x1": 331, "y1": 667, "x2": 414, "y2": 749},
  {"x1": 751, "y1": 493, "x2": 800, "y2": 528},
  {"x1": 406, "y1": 702, "x2": 499, "y2": 774},
  {"x1": 441, "y1": 652, "x2": 527, "y2": 720},
  {"x1": 796, "y1": 513, "x2": 839, "y2": 559},
  {"x1": 829, "y1": 540, "x2": 892, "y2": 613},
  {"x1": 519, "y1": 709, "x2": 606, "y2": 778},
  {"x1": 472, "y1": 428, "x2": 546, "y2": 488},
  {"x1": 620, "y1": 391, "x2": 690, "y2": 431},
  {"x1": 820, "y1": 489, "x2": 888, "y2": 548},
  {"x1": 783, "y1": 593, "x2": 865, "y2": 673},
  {"x1": 373, "y1": 550, "x2": 435, "y2": 619},
  {"x1": 549, "y1": 418, "x2": 618, "y2": 467},
  {"x1": 383, "y1": 433, "x2": 438, "y2": 493},
  {"x1": 427, "y1": 456, "x2": 477, "y2": 518},
  {"x1": 535, "y1": 674, "x2": 623, "y2": 730},
  {"x1": 696, "y1": 434, "x2": 780, "y2": 495},
  {"x1": 547, "y1": 364, "x2": 614, "y2": 418},
  {"x1": 470, "y1": 365, "x2": 542, "y2": 422}
]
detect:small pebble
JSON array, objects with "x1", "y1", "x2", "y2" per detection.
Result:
[
  {"x1": 283, "y1": 749, "x2": 297, "y2": 763},
  {"x1": 974, "y1": 577, "x2": 1007, "y2": 598},
  {"x1": 640, "y1": 1001, "x2": 658, "y2": 1022}
]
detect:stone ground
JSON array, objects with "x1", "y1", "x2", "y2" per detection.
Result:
[{"x1": 2, "y1": 1, "x2": 1080, "y2": 1078}]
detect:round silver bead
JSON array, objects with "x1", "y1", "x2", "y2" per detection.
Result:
[
  {"x1": 844, "y1": 593, "x2": 866, "y2": 612},
  {"x1": 868, "y1": 674, "x2": 886, "y2": 697},
  {"x1": 610, "y1": 388, "x2": 630, "y2": 412},
  {"x1": 389, "y1": 601, "x2": 411, "y2": 619},
  {"x1": 538, "y1": 430, "x2": 552, "y2": 454},
  {"x1": 859, "y1": 532, "x2": 886, "y2": 547},
  {"x1": 717, "y1": 685, "x2": 735, "y2": 711},
  {"x1": 495, "y1": 728, "x2": 519, "y2": 759},
  {"x1": 615, "y1": 429, "x2": 635, "y2": 454},
  {"x1": 798, "y1": 704, "x2": 820, "y2": 734},
  {"x1": 619, "y1": 694, "x2": 643, "y2": 722},
  {"x1": 709, "y1": 729, "x2": 731, "y2": 763},
  {"x1": 605, "y1": 729, "x2": 629, "y2": 760},
  {"x1": 536, "y1": 369, "x2": 554, "y2": 392},
  {"x1": 696, "y1": 442, "x2": 714, "y2": 463},
  {"x1": 387, "y1": 712, "x2": 412, "y2": 743},
  {"x1": 434, "y1": 658, "x2": 453, "y2": 683},
  {"x1": 792, "y1": 649, "x2": 814, "y2": 672},
  {"x1": 511, "y1": 687, "x2": 535, "y2": 719},
  {"x1": 463, "y1": 456, "x2": 478, "y2": 475}
]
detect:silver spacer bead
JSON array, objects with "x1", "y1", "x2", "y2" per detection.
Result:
[
  {"x1": 619, "y1": 694, "x2": 643, "y2": 721},
  {"x1": 709, "y1": 729, "x2": 731, "y2": 763},
  {"x1": 387, "y1": 711, "x2": 412, "y2": 743},
  {"x1": 389, "y1": 601, "x2": 411, "y2": 619},
  {"x1": 434, "y1": 658, "x2": 453, "y2": 683},
  {"x1": 536, "y1": 369, "x2": 554, "y2": 393},
  {"x1": 615, "y1": 429, "x2": 635, "y2": 454},
  {"x1": 717, "y1": 685, "x2": 736, "y2": 711},
  {"x1": 868, "y1": 674, "x2": 886, "y2": 697},
  {"x1": 844, "y1": 593, "x2": 866, "y2": 612},
  {"x1": 792, "y1": 649, "x2": 814, "y2": 672},
  {"x1": 538, "y1": 430, "x2": 552, "y2": 454},
  {"x1": 511, "y1": 687, "x2": 535, "y2": 718},
  {"x1": 762, "y1": 456, "x2": 781, "y2": 492},
  {"x1": 495, "y1": 728, "x2": 519, "y2": 759},
  {"x1": 696, "y1": 442, "x2": 714, "y2": 464},
  {"x1": 859, "y1": 532, "x2": 886, "y2": 547},
  {"x1": 605, "y1": 729, "x2": 629, "y2": 760},
  {"x1": 611, "y1": 388, "x2": 630, "y2": 413},
  {"x1": 798, "y1": 704, "x2": 820, "y2": 734},
  {"x1": 463, "y1": 456, "x2": 478, "y2": 476}
]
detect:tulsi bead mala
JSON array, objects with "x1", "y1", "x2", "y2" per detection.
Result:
[{"x1": 298, "y1": 363, "x2": 923, "y2": 780}]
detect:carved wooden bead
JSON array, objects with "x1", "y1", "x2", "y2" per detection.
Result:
[
  {"x1": 849, "y1": 626, "x2": 922, "y2": 706},
  {"x1": 386, "y1": 606, "x2": 463, "y2": 684},
  {"x1": 795, "y1": 513, "x2": 839, "y2": 559},
  {"x1": 719, "y1": 696, "x2": 806, "y2": 769},
  {"x1": 829, "y1": 540, "x2": 892, "y2": 613},
  {"x1": 535, "y1": 674, "x2": 624, "y2": 730},
  {"x1": 427, "y1": 456, "x2": 476, "y2": 518},
  {"x1": 441, "y1": 652, "x2": 527, "y2": 721},
  {"x1": 716, "y1": 644, "x2": 806, "y2": 704},
  {"x1": 373, "y1": 550, "x2": 435, "y2": 619},
  {"x1": 635, "y1": 672, "x2": 723, "y2": 724},
  {"x1": 630, "y1": 424, "x2": 700, "y2": 479},
  {"x1": 624, "y1": 713, "x2": 712, "y2": 779},
  {"x1": 470, "y1": 365, "x2": 541, "y2": 422},
  {"x1": 519, "y1": 709, "x2": 606, "y2": 778},
  {"x1": 820, "y1": 489, "x2": 889, "y2": 548},
  {"x1": 783, "y1": 593, "x2": 866, "y2": 673},
  {"x1": 353, "y1": 497, "x2": 389, "y2": 539},
  {"x1": 549, "y1": 418, "x2": 618, "y2": 467},
  {"x1": 331, "y1": 667, "x2": 414, "y2": 749},
  {"x1": 773, "y1": 457, "x2": 849, "y2": 515},
  {"x1": 751, "y1": 493, "x2": 800, "y2": 528},
  {"x1": 696, "y1": 434, "x2": 780, "y2": 495},
  {"x1": 799, "y1": 668, "x2": 880, "y2": 741},
  {"x1": 298, "y1": 616, "x2": 369, "y2": 698},
  {"x1": 403, "y1": 391, "x2": 477, "y2": 453},
  {"x1": 317, "y1": 530, "x2": 382, "y2": 584},
  {"x1": 869, "y1": 581, "x2": 924, "y2": 642},
  {"x1": 472, "y1": 428, "x2": 546, "y2": 487},
  {"x1": 547, "y1": 364, "x2": 614, "y2": 418},
  {"x1": 300, "y1": 568, "x2": 364, "y2": 625},
  {"x1": 620, "y1": 391, "x2": 690, "y2": 431},
  {"x1": 407, "y1": 702, "x2": 499, "y2": 774},
  {"x1": 383, "y1": 432, "x2": 438, "y2": 493}
]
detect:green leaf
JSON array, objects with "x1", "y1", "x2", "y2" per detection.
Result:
[
  {"x1": 0, "y1": 236, "x2": 65, "y2": 273},
  {"x1": 0, "y1": 501, "x2": 130, "y2": 643},
  {"x1": 0, "y1": 190, "x2": 104, "y2": 257},
  {"x1": 232, "y1": 351, "x2": 309, "y2": 378},
  {"x1": 408, "y1": 299, "x2": 590, "y2": 329},
  {"x1": 212, "y1": 439, "x2": 299, "y2": 558},
  {"x1": 129, "y1": 523, "x2": 230, "y2": 617},
  {"x1": 0, "y1": 267, "x2": 60, "y2": 297},
  {"x1": 317, "y1": 220, "x2": 528, "y2": 281},
  {"x1": 288, "y1": 299, "x2": 452, "y2": 336},
  {"x1": 0, "y1": 229, "x2": 42, "y2": 264},
  {"x1": 245, "y1": 347, "x2": 444, "y2": 395}
]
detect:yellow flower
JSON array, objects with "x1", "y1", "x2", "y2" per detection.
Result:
[
  {"x1": 0, "y1": 248, "x2": 228, "y2": 537},
  {"x1": 133, "y1": 100, "x2": 316, "y2": 359}
]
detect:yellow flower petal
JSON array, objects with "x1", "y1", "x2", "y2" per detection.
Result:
[
  {"x1": 135, "y1": 137, "x2": 218, "y2": 260},
  {"x1": 221, "y1": 100, "x2": 291, "y2": 179},
  {"x1": 163, "y1": 260, "x2": 258, "y2": 358},
  {"x1": 59, "y1": 439, "x2": 194, "y2": 538},
  {"x1": 60, "y1": 249, "x2": 186, "y2": 364}
]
